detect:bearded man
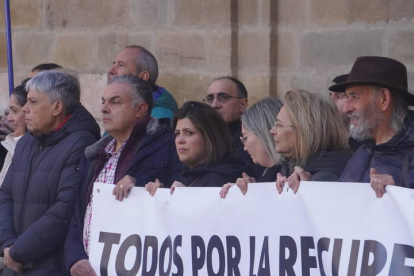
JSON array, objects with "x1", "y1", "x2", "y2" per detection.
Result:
[{"x1": 329, "y1": 56, "x2": 414, "y2": 196}]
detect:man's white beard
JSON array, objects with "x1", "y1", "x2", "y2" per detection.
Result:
[{"x1": 349, "y1": 102, "x2": 383, "y2": 142}]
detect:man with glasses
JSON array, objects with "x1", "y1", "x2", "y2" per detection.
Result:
[{"x1": 204, "y1": 76, "x2": 264, "y2": 178}]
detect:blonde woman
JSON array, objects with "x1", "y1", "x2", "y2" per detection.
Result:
[{"x1": 270, "y1": 89, "x2": 351, "y2": 193}]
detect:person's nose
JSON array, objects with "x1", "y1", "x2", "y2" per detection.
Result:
[
  {"x1": 342, "y1": 98, "x2": 353, "y2": 114},
  {"x1": 100, "y1": 101, "x2": 109, "y2": 114},
  {"x1": 270, "y1": 125, "x2": 277, "y2": 136},
  {"x1": 7, "y1": 112, "x2": 13, "y2": 123},
  {"x1": 108, "y1": 64, "x2": 117, "y2": 76},
  {"x1": 176, "y1": 134, "x2": 185, "y2": 144},
  {"x1": 21, "y1": 103, "x2": 29, "y2": 114},
  {"x1": 210, "y1": 97, "x2": 221, "y2": 108}
]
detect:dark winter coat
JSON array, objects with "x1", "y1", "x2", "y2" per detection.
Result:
[
  {"x1": 180, "y1": 157, "x2": 246, "y2": 187},
  {"x1": 64, "y1": 117, "x2": 181, "y2": 270},
  {"x1": 340, "y1": 111, "x2": 414, "y2": 187},
  {"x1": 0, "y1": 104, "x2": 100, "y2": 276},
  {"x1": 228, "y1": 120, "x2": 265, "y2": 179},
  {"x1": 257, "y1": 164, "x2": 283, "y2": 182},
  {"x1": 281, "y1": 150, "x2": 351, "y2": 181}
]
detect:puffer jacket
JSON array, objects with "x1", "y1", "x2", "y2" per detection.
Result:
[
  {"x1": 340, "y1": 110, "x2": 414, "y2": 187},
  {"x1": 0, "y1": 103, "x2": 100, "y2": 276}
]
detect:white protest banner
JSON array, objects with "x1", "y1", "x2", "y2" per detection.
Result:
[{"x1": 89, "y1": 182, "x2": 414, "y2": 276}]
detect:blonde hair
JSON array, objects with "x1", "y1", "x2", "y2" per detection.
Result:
[{"x1": 284, "y1": 89, "x2": 349, "y2": 167}]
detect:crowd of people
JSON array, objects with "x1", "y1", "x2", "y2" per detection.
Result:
[{"x1": 0, "y1": 45, "x2": 412, "y2": 275}]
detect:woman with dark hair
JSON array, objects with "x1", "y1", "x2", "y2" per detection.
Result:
[
  {"x1": 0, "y1": 79, "x2": 29, "y2": 185},
  {"x1": 220, "y1": 97, "x2": 285, "y2": 198},
  {"x1": 145, "y1": 101, "x2": 245, "y2": 194}
]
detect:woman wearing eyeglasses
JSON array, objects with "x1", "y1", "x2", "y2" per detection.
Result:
[
  {"x1": 219, "y1": 97, "x2": 285, "y2": 198},
  {"x1": 145, "y1": 101, "x2": 245, "y2": 195},
  {"x1": 271, "y1": 89, "x2": 351, "y2": 193}
]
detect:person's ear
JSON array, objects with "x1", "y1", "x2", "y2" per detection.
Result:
[
  {"x1": 135, "y1": 102, "x2": 149, "y2": 119},
  {"x1": 377, "y1": 88, "x2": 391, "y2": 112},
  {"x1": 240, "y1": 98, "x2": 248, "y2": 114},
  {"x1": 137, "y1": 71, "x2": 150, "y2": 82},
  {"x1": 52, "y1": 100, "x2": 64, "y2": 116}
]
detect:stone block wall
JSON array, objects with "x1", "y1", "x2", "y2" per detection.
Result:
[{"x1": 0, "y1": 0, "x2": 413, "y2": 123}]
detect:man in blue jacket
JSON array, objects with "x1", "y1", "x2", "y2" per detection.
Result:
[
  {"x1": 65, "y1": 75, "x2": 180, "y2": 275},
  {"x1": 0, "y1": 71, "x2": 100, "y2": 275},
  {"x1": 108, "y1": 45, "x2": 178, "y2": 125},
  {"x1": 329, "y1": 56, "x2": 414, "y2": 197}
]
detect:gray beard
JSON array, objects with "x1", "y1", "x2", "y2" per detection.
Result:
[{"x1": 349, "y1": 102, "x2": 383, "y2": 141}]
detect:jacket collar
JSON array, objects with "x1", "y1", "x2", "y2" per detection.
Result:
[{"x1": 85, "y1": 116, "x2": 161, "y2": 159}]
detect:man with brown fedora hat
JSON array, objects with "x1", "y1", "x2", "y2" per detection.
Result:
[
  {"x1": 283, "y1": 56, "x2": 414, "y2": 197},
  {"x1": 330, "y1": 56, "x2": 414, "y2": 196}
]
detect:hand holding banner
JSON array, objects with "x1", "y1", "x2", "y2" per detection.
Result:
[{"x1": 89, "y1": 182, "x2": 414, "y2": 276}]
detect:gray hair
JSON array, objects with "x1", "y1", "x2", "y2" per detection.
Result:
[
  {"x1": 26, "y1": 70, "x2": 80, "y2": 114},
  {"x1": 109, "y1": 74, "x2": 154, "y2": 114},
  {"x1": 373, "y1": 86, "x2": 408, "y2": 133},
  {"x1": 242, "y1": 97, "x2": 284, "y2": 165},
  {"x1": 126, "y1": 45, "x2": 159, "y2": 85}
]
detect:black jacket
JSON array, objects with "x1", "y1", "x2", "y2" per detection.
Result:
[
  {"x1": 0, "y1": 104, "x2": 100, "y2": 275},
  {"x1": 281, "y1": 150, "x2": 351, "y2": 181},
  {"x1": 257, "y1": 165, "x2": 283, "y2": 182},
  {"x1": 180, "y1": 157, "x2": 245, "y2": 187}
]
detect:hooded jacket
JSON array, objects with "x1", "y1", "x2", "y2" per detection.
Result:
[
  {"x1": 0, "y1": 104, "x2": 100, "y2": 276},
  {"x1": 179, "y1": 157, "x2": 246, "y2": 187},
  {"x1": 281, "y1": 150, "x2": 351, "y2": 181},
  {"x1": 340, "y1": 111, "x2": 414, "y2": 187},
  {"x1": 151, "y1": 86, "x2": 178, "y2": 122}
]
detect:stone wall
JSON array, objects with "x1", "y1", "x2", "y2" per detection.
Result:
[{"x1": 0, "y1": 0, "x2": 414, "y2": 123}]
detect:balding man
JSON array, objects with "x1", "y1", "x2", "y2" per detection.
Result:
[
  {"x1": 204, "y1": 76, "x2": 264, "y2": 178},
  {"x1": 108, "y1": 45, "x2": 178, "y2": 125}
]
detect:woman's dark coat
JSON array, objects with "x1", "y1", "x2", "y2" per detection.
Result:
[
  {"x1": 180, "y1": 157, "x2": 246, "y2": 187},
  {"x1": 281, "y1": 150, "x2": 351, "y2": 181}
]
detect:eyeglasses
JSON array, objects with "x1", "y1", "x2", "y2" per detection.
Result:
[
  {"x1": 203, "y1": 93, "x2": 245, "y2": 104},
  {"x1": 272, "y1": 122, "x2": 294, "y2": 130},
  {"x1": 240, "y1": 133, "x2": 253, "y2": 145}
]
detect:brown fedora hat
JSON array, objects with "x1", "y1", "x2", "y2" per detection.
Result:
[{"x1": 329, "y1": 56, "x2": 414, "y2": 105}]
